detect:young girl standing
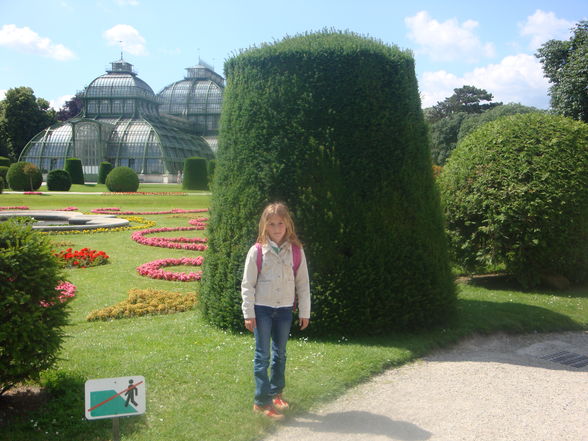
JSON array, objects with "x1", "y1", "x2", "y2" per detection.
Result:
[{"x1": 241, "y1": 202, "x2": 311, "y2": 420}]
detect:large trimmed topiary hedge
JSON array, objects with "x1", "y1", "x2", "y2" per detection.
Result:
[
  {"x1": 439, "y1": 113, "x2": 588, "y2": 287},
  {"x1": 182, "y1": 157, "x2": 208, "y2": 190},
  {"x1": 98, "y1": 161, "x2": 113, "y2": 185},
  {"x1": 64, "y1": 158, "x2": 84, "y2": 185},
  {"x1": 105, "y1": 166, "x2": 140, "y2": 192},
  {"x1": 6, "y1": 161, "x2": 42, "y2": 191},
  {"x1": 201, "y1": 30, "x2": 456, "y2": 336}
]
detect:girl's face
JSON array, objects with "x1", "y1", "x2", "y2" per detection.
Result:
[{"x1": 267, "y1": 214, "x2": 287, "y2": 245}]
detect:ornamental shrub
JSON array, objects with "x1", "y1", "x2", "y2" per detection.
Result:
[
  {"x1": 0, "y1": 176, "x2": 3, "y2": 194},
  {"x1": 105, "y1": 166, "x2": 140, "y2": 192},
  {"x1": 0, "y1": 156, "x2": 9, "y2": 167},
  {"x1": 201, "y1": 30, "x2": 455, "y2": 336},
  {"x1": 64, "y1": 158, "x2": 84, "y2": 185},
  {"x1": 46, "y1": 169, "x2": 72, "y2": 191},
  {"x1": 439, "y1": 113, "x2": 588, "y2": 287},
  {"x1": 183, "y1": 157, "x2": 208, "y2": 190},
  {"x1": 0, "y1": 218, "x2": 69, "y2": 395},
  {"x1": 207, "y1": 159, "x2": 216, "y2": 187},
  {"x1": 6, "y1": 161, "x2": 42, "y2": 191},
  {"x1": 98, "y1": 161, "x2": 113, "y2": 184},
  {"x1": 0, "y1": 166, "x2": 8, "y2": 182}
]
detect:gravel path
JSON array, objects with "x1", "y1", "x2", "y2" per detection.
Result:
[{"x1": 264, "y1": 331, "x2": 588, "y2": 441}]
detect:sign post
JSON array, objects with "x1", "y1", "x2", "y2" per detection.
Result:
[{"x1": 85, "y1": 376, "x2": 146, "y2": 441}]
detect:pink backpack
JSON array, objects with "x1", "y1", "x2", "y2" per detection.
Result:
[{"x1": 255, "y1": 242, "x2": 301, "y2": 277}]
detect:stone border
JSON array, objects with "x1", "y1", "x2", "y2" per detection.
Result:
[{"x1": 0, "y1": 210, "x2": 130, "y2": 231}]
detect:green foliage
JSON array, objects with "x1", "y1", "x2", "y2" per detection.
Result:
[
  {"x1": 97, "y1": 161, "x2": 113, "y2": 185},
  {"x1": 0, "y1": 165, "x2": 8, "y2": 181},
  {"x1": 46, "y1": 169, "x2": 72, "y2": 191},
  {"x1": 207, "y1": 159, "x2": 216, "y2": 187},
  {"x1": 425, "y1": 85, "x2": 501, "y2": 124},
  {"x1": 0, "y1": 176, "x2": 3, "y2": 194},
  {"x1": 536, "y1": 20, "x2": 588, "y2": 122},
  {"x1": 2, "y1": 87, "x2": 57, "y2": 160},
  {"x1": 0, "y1": 218, "x2": 68, "y2": 395},
  {"x1": 0, "y1": 156, "x2": 10, "y2": 167},
  {"x1": 182, "y1": 157, "x2": 208, "y2": 190},
  {"x1": 6, "y1": 161, "x2": 42, "y2": 191},
  {"x1": 202, "y1": 30, "x2": 455, "y2": 336},
  {"x1": 439, "y1": 113, "x2": 588, "y2": 287},
  {"x1": 64, "y1": 158, "x2": 84, "y2": 185},
  {"x1": 87, "y1": 288, "x2": 197, "y2": 321},
  {"x1": 105, "y1": 166, "x2": 140, "y2": 192}
]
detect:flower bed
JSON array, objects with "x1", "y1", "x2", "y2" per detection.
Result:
[
  {"x1": 91, "y1": 207, "x2": 208, "y2": 215},
  {"x1": 131, "y1": 226, "x2": 208, "y2": 250},
  {"x1": 46, "y1": 216, "x2": 156, "y2": 235},
  {"x1": 136, "y1": 257, "x2": 204, "y2": 281},
  {"x1": 86, "y1": 288, "x2": 197, "y2": 321},
  {"x1": 54, "y1": 247, "x2": 109, "y2": 268},
  {"x1": 40, "y1": 281, "x2": 77, "y2": 307},
  {"x1": 102, "y1": 192, "x2": 188, "y2": 196}
]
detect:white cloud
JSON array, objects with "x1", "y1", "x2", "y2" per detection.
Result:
[
  {"x1": 103, "y1": 24, "x2": 147, "y2": 56},
  {"x1": 50, "y1": 94, "x2": 75, "y2": 111},
  {"x1": 420, "y1": 54, "x2": 550, "y2": 109},
  {"x1": 0, "y1": 89, "x2": 6, "y2": 101},
  {"x1": 519, "y1": 10, "x2": 574, "y2": 50},
  {"x1": 0, "y1": 24, "x2": 75, "y2": 61},
  {"x1": 405, "y1": 11, "x2": 495, "y2": 62}
]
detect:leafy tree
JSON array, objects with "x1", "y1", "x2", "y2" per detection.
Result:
[
  {"x1": 425, "y1": 85, "x2": 502, "y2": 123},
  {"x1": 2, "y1": 87, "x2": 57, "y2": 160},
  {"x1": 536, "y1": 20, "x2": 588, "y2": 122},
  {"x1": 57, "y1": 93, "x2": 83, "y2": 121}
]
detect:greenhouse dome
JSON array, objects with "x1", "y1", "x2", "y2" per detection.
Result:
[
  {"x1": 157, "y1": 60, "x2": 224, "y2": 152},
  {"x1": 19, "y1": 58, "x2": 214, "y2": 182}
]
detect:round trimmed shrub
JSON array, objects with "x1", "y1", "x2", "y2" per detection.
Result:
[
  {"x1": 105, "y1": 166, "x2": 140, "y2": 192},
  {"x1": 0, "y1": 156, "x2": 10, "y2": 167},
  {"x1": 46, "y1": 169, "x2": 72, "y2": 191},
  {"x1": 6, "y1": 161, "x2": 42, "y2": 191},
  {"x1": 201, "y1": 30, "x2": 455, "y2": 336},
  {"x1": 0, "y1": 218, "x2": 69, "y2": 395},
  {"x1": 183, "y1": 157, "x2": 208, "y2": 190},
  {"x1": 64, "y1": 158, "x2": 84, "y2": 185},
  {"x1": 98, "y1": 161, "x2": 113, "y2": 185},
  {"x1": 439, "y1": 113, "x2": 588, "y2": 287}
]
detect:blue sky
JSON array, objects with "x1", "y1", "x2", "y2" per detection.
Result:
[{"x1": 0, "y1": 0, "x2": 585, "y2": 111}]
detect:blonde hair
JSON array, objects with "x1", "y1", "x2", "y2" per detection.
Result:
[{"x1": 257, "y1": 202, "x2": 302, "y2": 247}]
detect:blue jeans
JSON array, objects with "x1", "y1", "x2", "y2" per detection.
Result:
[{"x1": 253, "y1": 305, "x2": 293, "y2": 406}]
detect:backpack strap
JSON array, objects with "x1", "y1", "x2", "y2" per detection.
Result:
[
  {"x1": 292, "y1": 243, "x2": 301, "y2": 277},
  {"x1": 255, "y1": 243, "x2": 263, "y2": 274}
]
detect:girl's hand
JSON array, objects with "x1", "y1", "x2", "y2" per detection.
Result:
[
  {"x1": 244, "y1": 318, "x2": 256, "y2": 332},
  {"x1": 299, "y1": 318, "x2": 310, "y2": 330}
]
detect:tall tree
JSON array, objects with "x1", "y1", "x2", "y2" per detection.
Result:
[
  {"x1": 2, "y1": 87, "x2": 57, "y2": 160},
  {"x1": 57, "y1": 93, "x2": 83, "y2": 121},
  {"x1": 536, "y1": 20, "x2": 588, "y2": 122},
  {"x1": 425, "y1": 85, "x2": 502, "y2": 123}
]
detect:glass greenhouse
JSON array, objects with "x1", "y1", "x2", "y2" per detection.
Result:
[{"x1": 20, "y1": 58, "x2": 217, "y2": 182}]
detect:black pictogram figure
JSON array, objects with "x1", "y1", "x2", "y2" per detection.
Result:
[{"x1": 124, "y1": 379, "x2": 139, "y2": 407}]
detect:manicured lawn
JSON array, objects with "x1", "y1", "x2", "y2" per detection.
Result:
[{"x1": 1, "y1": 191, "x2": 587, "y2": 441}]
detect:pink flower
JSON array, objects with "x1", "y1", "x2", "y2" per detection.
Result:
[
  {"x1": 131, "y1": 226, "x2": 208, "y2": 251},
  {"x1": 136, "y1": 257, "x2": 204, "y2": 282}
]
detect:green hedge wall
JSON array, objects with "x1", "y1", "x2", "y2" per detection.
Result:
[
  {"x1": 201, "y1": 30, "x2": 456, "y2": 336},
  {"x1": 439, "y1": 113, "x2": 588, "y2": 287},
  {"x1": 182, "y1": 157, "x2": 208, "y2": 190},
  {"x1": 98, "y1": 161, "x2": 113, "y2": 185},
  {"x1": 64, "y1": 158, "x2": 84, "y2": 185},
  {"x1": 0, "y1": 156, "x2": 10, "y2": 167}
]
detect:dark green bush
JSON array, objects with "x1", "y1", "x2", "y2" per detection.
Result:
[
  {"x1": 439, "y1": 113, "x2": 588, "y2": 287},
  {"x1": 98, "y1": 161, "x2": 113, "y2": 185},
  {"x1": 201, "y1": 30, "x2": 455, "y2": 336},
  {"x1": 207, "y1": 159, "x2": 216, "y2": 187},
  {"x1": 0, "y1": 176, "x2": 4, "y2": 194},
  {"x1": 0, "y1": 218, "x2": 69, "y2": 395},
  {"x1": 0, "y1": 166, "x2": 8, "y2": 182},
  {"x1": 6, "y1": 161, "x2": 42, "y2": 191},
  {"x1": 183, "y1": 157, "x2": 208, "y2": 190},
  {"x1": 0, "y1": 156, "x2": 10, "y2": 167},
  {"x1": 105, "y1": 166, "x2": 140, "y2": 192},
  {"x1": 64, "y1": 158, "x2": 84, "y2": 185},
  {"x1": 46, "y1": 169, "x2": 72, "y2": 191}
]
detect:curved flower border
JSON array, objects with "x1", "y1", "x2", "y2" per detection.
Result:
[
  {"x1": 92, "y1": 207, "x2": 208, "y2": 215},
  {"x1": 131, "y1": 227, "x2": 208, "y2": 251},
  {"x1": 136, "y1": 257, "x2": 204, "y2": 281}
]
